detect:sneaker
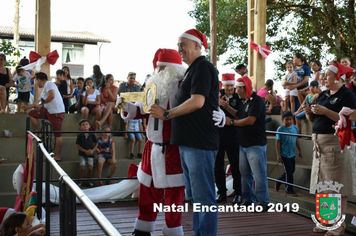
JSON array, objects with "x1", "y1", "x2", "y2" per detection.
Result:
[
  {"x1": 285, "y1": 190, "x2": 298, "y2": 197},
  {"x1": 128, "y1": 153, "x2": 135, "y2": 159},
  {"x1": 137, "y1": 153, "x2": 142, "y2": 159},
  {"x1": 88, "y1": 182, "x2": 94, "y2": 188}
]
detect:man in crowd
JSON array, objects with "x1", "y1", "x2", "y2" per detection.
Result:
[
  {"x1": 23, "y1": 72, "x2": 65, "y2": 162},
  {"x1": 224, "y1": 76, "x2": 269, "y2": 211},
  {"x1": 150, "y1": 29, "x2": 220, "y2": 236},
  {"x1": 118, "y1": 72, "x2": 141, "y2": 95},
  {"x1": 234, "y1": 64, "x2": 248, "y2": 77},
  {"x1": 215, "y1": 73, "x2": 242, "y2": 205}
]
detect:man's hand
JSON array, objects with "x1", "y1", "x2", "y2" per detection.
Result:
[
  {"x1": 298, "y1": 152, "x2": 302, "y2": 159},
  {"x1": 124, "y1": 133, "x2": 128, "y2": 140},
  {"x1": 311, "y1": 104, "x2": 327, "y2": 115},
  {"x1": 219, "y1": 95, "x2": 229, "y2": 108},
  {"x1": 149, "y1": 104, "x2": 165, "y2": 120},
  {"x1": 277, "y1": 155, "x2": 282, "y2": 163}
]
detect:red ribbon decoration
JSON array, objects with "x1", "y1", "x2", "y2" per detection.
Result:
[
  {"x1": 29, "y1": 50, "x2": 59, "y2": 65},
  {"x1": 250, "y1": 40, "x2": 271, "y2": 59}
]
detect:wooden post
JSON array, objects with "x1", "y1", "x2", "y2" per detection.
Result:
[
  {"x1": 34, "y1": 0, "x2": 51, "y2": 101},
  {"x1": 247, "y1": 0, "x2": 267, "y2": 91},
  {"x1": 13, "y1": 0, "x2": 20, "y2": 63},
  {"x1": 209, "y1": 0, "x2": 217, "y2": 66}
]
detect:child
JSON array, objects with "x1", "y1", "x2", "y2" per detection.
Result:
[
  {"x1": 76, "y1": 119, "x2": 98, "y2": 188},
  {"x1": 97, "y1": 125, "x2": 117, "y2": 186},
  {"x1": 68, "y1": 77, "x2": 84, "y2": 113},
  {"x1": 275, "y1": 111, "x2": 302, "y2": 197},
  {"x1": 80, "y1": 78, "x2": 102, "y2": 131},
  {"x1": 294, "y1": 81, "x2": 320, "y2": 134},
  {"x1": 55, "y1": 69, "x2": 69, "y2": 113},
  {"x1": 0, "y1": 212, "x2": 45, "y2": 236},
  {"x1": 11, "y1": 66, "x2": 34, "y2": 113},
  {"x1": 124, "y1": 119, "x2": 144, "y2": 159},
  {"x1": 283, "y1": 61, "x2": 298, "y2": 112}
]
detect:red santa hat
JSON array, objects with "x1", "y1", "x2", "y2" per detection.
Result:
[
  {"x1": 235, "y1": 76, "x2": 253, "y2": 98},
  {"x1": 222, "y1": 73, "x2": 235, "y2": 85},
  {"x1": 152, "y1": 48, "x2": 182, "y2": 70},
  {"x1": 179, "y1": 29, "x2": 209, "y2": 52},
  {"x1": 327, "y1": 62, "x2": 354, "y2": 83}
]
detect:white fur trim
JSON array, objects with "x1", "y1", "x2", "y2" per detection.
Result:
[
  {"x1": 328, "y1": 65, "x2": 338, "y2": 74},
  {"x1": 135, "y1": 218, "x2": 155, "y2": 232},
  {"x1": 120, "y1": 102, "x2": 138, "y2": 120},
  {"x1": 165, "y1": 174, "x2": 185, "y2": 188},
  {"x1": 162, "y1": 224, "x2": 184, "y2": 236},
  {"x1": 136, "y1": 102, "x2": 146, "y2": 115},
  {"x1": 157, "y1": 61, "x2": 181, "y2": 67},
  {"x1": 235, "y1": 81, "x2": 245, "y2": 87},
  {"x1": 137, "y1": 167, "x2": 152, "y2": 188},
  {"x1": 179, "y1": 33, "x2": 202, "y2": 46},
  {"x1": 151, "y1": 144, "x2": 168, "y2": 188},
  {"x1": 222, "y1": 80, "x2": 235, "y2": 85}
]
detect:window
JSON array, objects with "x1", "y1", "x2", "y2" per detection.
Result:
[{"x1": 62, "y1": 44, "x2": 84, "y2": 64}]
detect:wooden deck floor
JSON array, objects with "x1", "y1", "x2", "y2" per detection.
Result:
[{"x1": 49, "y1": 199, "x2": 354, "y2": 236}]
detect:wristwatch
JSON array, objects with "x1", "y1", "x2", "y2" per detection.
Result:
[
  {"x1": 230, "y1": 119, "x2": 234, "y2": 126},
  {"x1": 163, "y1": 110, "x2": 170, "y2": 120}
]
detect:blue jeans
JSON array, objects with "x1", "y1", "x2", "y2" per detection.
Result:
[
  {"x1": 239, "y1": 145, "x2": 269, "y2": 206},
  {"x1": 179, "y1": 146, "x2": 218, "y2": 236},
  {"x1": 295, "y1": 111, "x2": 306, "y2": 120}
]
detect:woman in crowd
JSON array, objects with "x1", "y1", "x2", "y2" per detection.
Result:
[
  {"x1": 98, "y1": 74, "x2": 118, "y2": 129},
  {"x1": 62, "y1": 66, "x2": 74, "y2": 101},
  {"x1": 305, "y1": 62, "x2": 356, "y2": 235},
  {"x1": 0, "y1": 53, "x2": 12, "y2": 113},
  {"x1": 340, "y1": 56, "x2": 354, "y2": 84},
  {"x1": 91, "y1": 65, "x2": 104, "y2": 89},
  {"x1": 257, "y1": 79, "x2": 276, "y2": 113},
  {"x1": 80, "y1": 77, "x2": 102, "y2": 130}
]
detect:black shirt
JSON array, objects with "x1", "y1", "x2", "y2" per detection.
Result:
[
  {"x1": 219, "y1": 89, "x2": 239, "y2": 139},
  {"x1": 76, "y1": 133, "x2": 97, "y2": 157},
  {"x1": 171, "y1": 56, "x2": 219, "y2": 150},
  {"x1": 236, "y1": 92, "x2": 267, "y2": 147},
  {"x1": 312, "y1": 85, "x2": 356, "y2": 134}
]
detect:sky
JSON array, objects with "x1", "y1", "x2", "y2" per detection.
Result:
[{"x1": 2, "y1": 0, "x2": 277, "y2": 88}]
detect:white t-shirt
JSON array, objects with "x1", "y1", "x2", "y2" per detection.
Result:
[
  {"x1": 12, "y1": 71, "x2": 32, "y2": 92},
  {"x1": 39, "y1": 81, "x2": 65, "y2": 114},
  {"x1": 82, "y1": 90, "x2": 100, "y2": 102}
]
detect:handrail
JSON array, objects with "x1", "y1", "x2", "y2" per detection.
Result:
[
  {"x1": 28, "y1": 131, "x2": 122, "y2": 236},
  {"x1": 266, "y1": 130, "x2": 312, "y2": 138}
]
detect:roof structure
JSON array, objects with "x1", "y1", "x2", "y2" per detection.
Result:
[{"x1": 0, "y1": 25, "x2": 110, "y2": 44}]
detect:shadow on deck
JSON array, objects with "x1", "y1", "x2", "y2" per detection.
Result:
[{"x1": 49, "y1": 198, "x2": 354, "y2": 236}]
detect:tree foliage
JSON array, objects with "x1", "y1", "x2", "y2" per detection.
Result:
[
  {"x1": 188, "y1": 0, "x2": 356, "y2": 79},
  {"x1": 0, "y1": 40, "x2": 21, "y2": 67}
]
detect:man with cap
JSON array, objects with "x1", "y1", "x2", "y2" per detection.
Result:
[
  {"x1": 222, "y1": 76, "x2": 269, "y2": 211},
  {"x1": 118, "y1": 72, "x2": 140, "y2": 95},
  {"x1": 121, "y1": 49, "x2": 186, "y2": 236},
  {"x1": 214, "y1": 73, "x2": 243, "y2": 205},
  {"x1": 150, "y1": 29, "x2": 220, "y2": 236},
  {"x1": 235, "y1": 64, "x2": 248, "y2": 77}
]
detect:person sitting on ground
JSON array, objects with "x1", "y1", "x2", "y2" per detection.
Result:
[
  {"x1": 294, "y1": 81, "x2": 320, "y2": 134},
  {"x1": 23, "y1": 72, "x2": 65, "y2": 162},
  {"x1": 0, "y1": 211, "x2": 45, "y2": 236},
  {"x1": 282, "y1": 61, "x2": 298, "y2": 113},
  {"x1": 273, "y1": 90, "x2": 285, "y2": 113},
  {"x1": 10, "y1": 66, "x2": 34, "y2": 113},
  {"x1": 296, "y1": 60, "x2": 322, "y2": 103},
  {"x1": 124, "y1": 118, "x2": 144, "y2": 159},
  {"x1": 76, "y1": 119, "x2": 98, "y2": 188},
  {"x1": 80, "y1": 77, "x2": 102, "y2": 131},
  {"x1": 98, "y1": 74, "x2": 118, "y2": 128},
  {"x1": 118, "y1": 72, "x2": 140, "y2": 95},
  {"x1": 68, "y1": 77, "x2": 84, "y2": 113},
  {"x1": 275, "y1": 110, "x2": 302, "y2": 197},
  {"x1": 96, "y1": 125, "x2": 116, "y2": 186},
  {"x1": 257, "y1": 79, "x2": 277, "y2": 114}
]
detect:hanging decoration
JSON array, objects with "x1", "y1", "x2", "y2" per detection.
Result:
[{"x1": 250, "y1": 40, "x2": 271, "y2": 59}]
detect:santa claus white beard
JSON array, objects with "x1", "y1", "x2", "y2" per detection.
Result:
[{"x1": 146, "y1": 64, "x2": 186, "y2": 102}]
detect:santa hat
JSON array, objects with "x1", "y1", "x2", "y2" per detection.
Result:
[
  {"x1": 179, "y1": 29, "x2": 209, "y2": 52},
  {"x1": 327, "y1": 62, "x2": 354, "y2": 83},
  {"x1": 152, "y1": 48, "x2": 182, "y2": 70},
  {"x1": 0, "y1": 207, "x2": 15, "y2": 228},
  {"x1": 222, "y1": 73, "x2": 235, "y2": 85},
  {"x1": 235, "y1": 76, "x2": 253, "y2": 98}
]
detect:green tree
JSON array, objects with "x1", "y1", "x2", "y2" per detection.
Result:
[
  {"x1": 0, "y1": 40, "x2": 21, "y2": 67},
  {"x1": 188, "y1": 0, "x2": 356, "y2": 79}
]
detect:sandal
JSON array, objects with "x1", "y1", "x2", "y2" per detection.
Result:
[
  {"x1": 98, "y1": 181, "x2": 105, "y2": 186},
  {"x1": 107, "y1": 181, "x2": 114, "y2": 185},
  {"x1": 95, "y1": 120, "x2": 101, "y2": 131},
  {"x1": 324, "y1": 222, "x2": 345, "y2": 236}
]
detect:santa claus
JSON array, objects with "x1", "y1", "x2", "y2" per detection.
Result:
[{"x1": 121, "y1": 48, "x2": 186, "y2": 236}]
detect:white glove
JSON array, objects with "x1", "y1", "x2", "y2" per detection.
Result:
[
  {"x1": 115, "y1": 96, "x2": 123, "y2": 109},
  {"x1": 336, "y1": 107, "x2": 355, "y2": 130},
  {"x1": 120, "y1": 102, "x2": 137, "y2": 120},
  {"x1": 213, "y1": 107, "x2": 226, "y2": 127}
]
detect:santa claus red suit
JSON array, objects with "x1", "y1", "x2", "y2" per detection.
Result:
[{"x1": 121, "y1": 49, "x2": 186, "y2": 236}]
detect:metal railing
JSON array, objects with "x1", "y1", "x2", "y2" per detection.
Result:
[{"x1": 27, "y1": 131, "x2": 122, "y2": 236}]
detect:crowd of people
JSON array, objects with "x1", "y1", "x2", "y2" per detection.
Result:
[{"x1": 1, "y1": 28, "x2": 356, "y2": 236}]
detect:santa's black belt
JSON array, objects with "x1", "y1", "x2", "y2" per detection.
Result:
[{"x1": 154, "y1": 141, "x2": 170, "y2": 154}]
